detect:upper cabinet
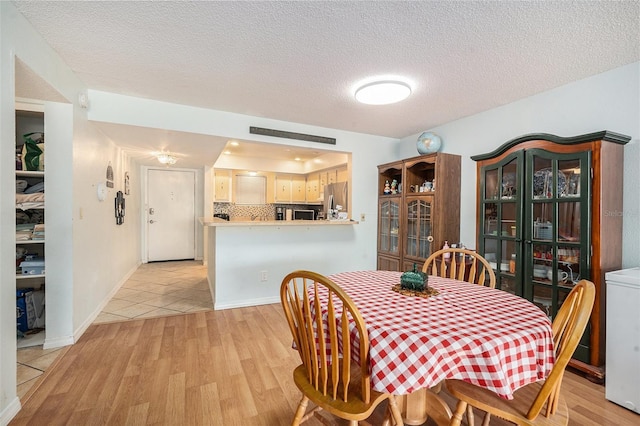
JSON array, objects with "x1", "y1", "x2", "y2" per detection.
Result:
[
  {"x1": 377, "y1": 153, "x2": 461, "y2": 272},
  {"x1": 274, "y1": 174, "x2": 293, "y2": 202},
  {"x1": 472, "y1": 131, "x2": 630, "y2": 381},
  {"x1": 306, "y1": 173, "x2": 320, "y2": 203},
  {"x1": 290, "y1": 175, "x2": 306, "y2": 203},
  {"x1": 214, "y1": 169, "x2": 231, "y2": 202},
  {"x1": 214, "y1": 164, "x2": 348, "y2": 205}
]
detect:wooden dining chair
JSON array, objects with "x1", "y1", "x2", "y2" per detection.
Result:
[
  {"x1": 422, "y1": 248, "x2": 496, "y2": 288},
  {"x1": 280, "y1": 270, "x2": 405, "y2": 426},
  {"x1": 445, "y1": 279, "x2": 596, "y2": 426},
  {"x1": 421, "y1": 248, "x2": 496, "y2": 423}
]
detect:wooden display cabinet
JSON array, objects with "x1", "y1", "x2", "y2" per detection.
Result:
[
  {"x1": 472, "y1": 131, "x2": 630, "y2": 381},
  {"x1": 377, "y1": 153, "x2": 461, "y2": 272}
]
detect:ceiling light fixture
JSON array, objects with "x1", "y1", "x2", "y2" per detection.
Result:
[
  {"x1": 157, "y1": 152, "x2": 177, "y2": 165},
  {"x1": 355, "y1": 80, "x2": 411, "y2": 105}
]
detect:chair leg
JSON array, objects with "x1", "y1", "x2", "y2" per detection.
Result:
[
  {"x1": 291, "y1": 395, "x2": 309, "y2": 426},
  {"x1": 466, "y1": 404, "x2": 475, "y2": 426},
  {"x1": 450, "y1": 400, "x2": 467, "y2": 426},
  {"x1": 388, "y1": 396, "x2": 405, "y2": 426},
  {"x1": 481, "y1": 412, "x2": 491, "y2": 426}
]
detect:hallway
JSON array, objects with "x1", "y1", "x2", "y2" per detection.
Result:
[{"x1": 17, "y1": 260, "x2": 212, "y2": 399}]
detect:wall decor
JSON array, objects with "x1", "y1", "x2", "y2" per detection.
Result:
[
  {"x1": 115, "y1": 191, "x2": 125, "y2": 225},
  {"x1": 106, "y1": 162, "x2": 114, "y2": 188},
  {"x1": 124, "y1": 172, "x2": 130, "y2": 195}
]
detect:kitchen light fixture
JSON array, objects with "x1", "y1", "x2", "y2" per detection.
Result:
[
  {"x1": 355, "y1": 80, "x2": 411, "y2": 105},
  {"x1": 157, "y1": 152, "x2": 177, "y2": 165}
]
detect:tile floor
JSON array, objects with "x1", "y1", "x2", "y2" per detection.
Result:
[
  {"x1": 93, "y1": 260, "x2": 212, "y2": 324},
  {"x1": 17, "y1": 260, "x2": 210, "y2": 399}
]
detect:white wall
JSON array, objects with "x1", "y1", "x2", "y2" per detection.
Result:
[
  {"x1": 210, "y1": 224, "x2": 365, "y2": 309},
  {"x1": 397, "y1": 62, "x2": 640, "y2": 268},
  {"x1": 1, "y1": 3, "x2": 142, "y2": 423}
]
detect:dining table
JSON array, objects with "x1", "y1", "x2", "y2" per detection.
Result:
[{"x1": 325, "y1": 270, "x2": 555, "y2": 425}]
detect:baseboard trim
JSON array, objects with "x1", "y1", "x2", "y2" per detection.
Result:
[
  {"x1": 214, "y1": 296, "x2": 279, "y2": 310},
  {"x1": 73, "y1": 261, "x2": 141, "y2": 342},
  {"x1": 0, "y1": 396, "x2": 21, "y2": 426},
  {"x1": 43, "y1": 335, "x2": 74, "y2": 350}
]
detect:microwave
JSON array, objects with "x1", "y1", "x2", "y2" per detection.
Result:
[{"x1": 293, "y1": 209, "x2": 315, "y2": 220}]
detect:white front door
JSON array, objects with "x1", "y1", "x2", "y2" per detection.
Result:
[{"x1": 147, "y1": 169, "x2": 196, "y2": 261}]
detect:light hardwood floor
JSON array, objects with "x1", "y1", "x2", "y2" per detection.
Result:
[
  {"x1": 16, "y1": 260, "x2": 211, "y2": 399},
  {"x1": 11, "y1": 303, "x2": 639, "y2": 425}
]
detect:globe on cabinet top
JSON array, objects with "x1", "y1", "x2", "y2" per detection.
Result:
[{"x1": 417, "y1": 132, "x2": 442, "y2": 155}]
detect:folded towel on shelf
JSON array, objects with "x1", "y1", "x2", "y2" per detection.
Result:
[
  {"x1": 16, "y1": 231, "x2": 33, "y2": 241},
  {"x1": 24, "y1": 181, "x2": 45, "y2": 194},
  {"x1": 16, "y1": 193, "x2": 45, "y2": 210},
  {"x1": 16, "y1": 193, "x2": 44, "y2": 203},
  {"x1": 16, "y1": 180, "x2": 28, "y2": 193},
  {"x1": 32, "y1": 224, "x2": 45, "y2": 240}
]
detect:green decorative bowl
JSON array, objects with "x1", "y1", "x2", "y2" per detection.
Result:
[{"x1": 400, "y1": 269, "x2": 428, "y2": 291}]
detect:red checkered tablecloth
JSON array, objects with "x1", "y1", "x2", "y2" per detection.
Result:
[{"x1": 326, "y1": 270, "x2": 555, "y2": 399}]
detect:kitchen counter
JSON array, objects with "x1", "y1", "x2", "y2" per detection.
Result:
[
  {"x1": 200, "y1": 217, "x2": 359, "y2": 226},
  {"x1": 201, "y1": 217, "x2": 361, "y2": 310}
]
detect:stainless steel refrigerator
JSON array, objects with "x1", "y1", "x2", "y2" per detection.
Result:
[{"x1": 323, "y1": 182, "x2": 348, "y2": 217}]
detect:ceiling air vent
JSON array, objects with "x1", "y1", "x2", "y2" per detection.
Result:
[{"x1": 250, "y1": 126, "x2": 336, "y2": 145}]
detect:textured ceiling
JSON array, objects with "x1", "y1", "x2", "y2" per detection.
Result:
[{"x1": 12, "y1": 1, "x2": 640, "y2": 167}]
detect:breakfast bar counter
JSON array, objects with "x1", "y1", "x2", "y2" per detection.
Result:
[
  {"x1": 200, "y1": 217, "x2": 361, "y2": 310},
  {"x1": 200, "y1": 217, "x2": 359, "y2": 226}
]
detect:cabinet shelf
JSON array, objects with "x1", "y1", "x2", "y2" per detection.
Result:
[
  {"x1": 17, "y1": 274, "x2": 45, "y2": 280},
  {"x1": 16, "y1": 170, "x2": 44, "y2": 177},
  {"x1": 533, "y1": 256, "x2": 577, "y2": 265},
  {"x1": 15, "y1": 106, "x2": 46, "y2": 341}
]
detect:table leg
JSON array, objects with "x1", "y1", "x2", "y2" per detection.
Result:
[
  {"x1": 397, "y1": 388, "x2": 428, "y2": 425},
  {"x1": 396, "y1": 387, "x2": 453, "y2": 426}
]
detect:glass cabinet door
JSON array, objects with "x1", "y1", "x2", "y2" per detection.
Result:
[
  {"x1": 378, "y1": 199, "x2": 400, "y2": 255},
  {"x1": 479, "y1": 152, "x2": 523, "y2": 295},
  {"x1": 525, "y1": 149, "x2": 590, "y2": 335},
  {"x1": 405, "y1": 198, "x2": 433, "y2": 260}
]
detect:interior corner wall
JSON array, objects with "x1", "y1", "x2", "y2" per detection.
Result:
[{"x1": 397, "y1": 62, "x2": 640, "y2": 267}]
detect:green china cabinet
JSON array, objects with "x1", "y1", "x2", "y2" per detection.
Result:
[{"x1": 472, "y1": 131, "x2": 630, "y2": 381}]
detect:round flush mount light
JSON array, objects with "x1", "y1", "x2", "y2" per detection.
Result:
[{"x1": 355, "y1": 80, "x2": 412, "y2": 105}]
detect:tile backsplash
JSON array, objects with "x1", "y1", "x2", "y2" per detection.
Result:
[{"x1": 214, "y1": 203, "x2": 320, "y2": 220}]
